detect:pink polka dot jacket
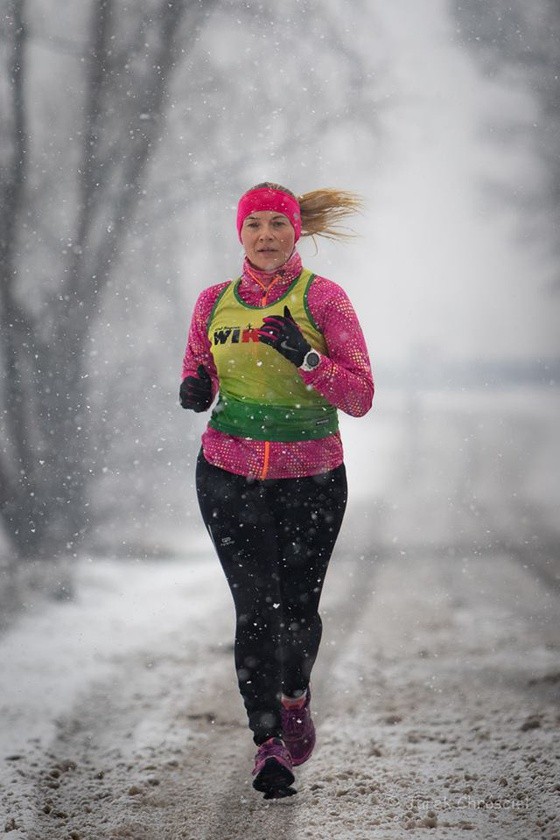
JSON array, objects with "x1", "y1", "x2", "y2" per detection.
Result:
[{"x1": 181, "y1": 250, "x2": 374, "y2": 480}]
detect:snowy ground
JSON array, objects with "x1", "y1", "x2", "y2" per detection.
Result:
[{"x1": 1, "y1": 390, "x2": 559, "y2": 839}]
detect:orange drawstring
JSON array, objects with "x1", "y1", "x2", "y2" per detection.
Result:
[
  {"x1": 260, "y1": 441, "x2": 271, "y2": 480},
  {"x1": 244, "y1": 266, "x2": 283, "y2": 307}
]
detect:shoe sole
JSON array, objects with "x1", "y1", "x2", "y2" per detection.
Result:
[{"x1": 252, "y1": 757, "x2": 295, "y2": 794}]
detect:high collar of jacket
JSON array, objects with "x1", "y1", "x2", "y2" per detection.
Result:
[{"x1": 241, "y1": 250, "x2": 302, "y2": 292}]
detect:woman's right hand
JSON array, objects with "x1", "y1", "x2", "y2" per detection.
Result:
[{"x1": 179, "y1": 365, "x2": 213, "y2": 412}]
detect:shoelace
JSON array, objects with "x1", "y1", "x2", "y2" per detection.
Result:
[{"x1": 255, "y1": 738, "x2": 291, "y2": 765}]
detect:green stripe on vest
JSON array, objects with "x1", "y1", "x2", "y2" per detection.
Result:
[{"x1": 210, "y1": 392, "x2": 338, "y2": 442}]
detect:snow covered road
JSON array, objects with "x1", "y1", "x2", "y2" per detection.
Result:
[{"x1": 1, "y1": 530, "x2": 559, "y2": 839}]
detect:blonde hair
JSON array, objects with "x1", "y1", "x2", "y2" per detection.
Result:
[{"x1": 249, "y1": 182, "x2": 363, "y2": 241}]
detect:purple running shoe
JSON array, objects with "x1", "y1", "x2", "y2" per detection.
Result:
[
  {"x1": 280, "y1": 687, "x2": 316, "y2": 766},
  {"x1": 252, "y1": 737, "x2": 296, "y2": 798}
]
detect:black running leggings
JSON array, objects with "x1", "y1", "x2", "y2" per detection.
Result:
[{"x1": 196, "y1": 452, "x2": 348, "y2": 744}]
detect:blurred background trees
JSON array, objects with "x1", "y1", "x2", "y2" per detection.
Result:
[
  {"x1": 0, "y1": 0, "x2": 222, "y2": 561},
  {"x1": 452, "y1": 0, "x2": 560, "y2": 274}
]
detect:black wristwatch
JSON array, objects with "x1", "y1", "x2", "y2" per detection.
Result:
[{"x1": 299, "y1": 349, "x2": 321, "y2": 372}]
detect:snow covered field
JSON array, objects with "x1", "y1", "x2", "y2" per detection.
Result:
[{"x1": 1, "y1": 389, "x2": 559, "y2": 839}]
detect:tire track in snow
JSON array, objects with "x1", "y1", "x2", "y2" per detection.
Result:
[
  {"x1": 285, "y1": 551, "x2": 560, "y2": 840},
  {"x1": 12, "y1": 558, "x2": 236, "y2": 840}
]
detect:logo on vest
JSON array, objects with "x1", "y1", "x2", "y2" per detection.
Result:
[{"x1": 213, "y1": 326, "x2": 260, "y2": 345}]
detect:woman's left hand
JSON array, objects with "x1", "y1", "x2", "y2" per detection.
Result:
[{"x1": 257, "y1": 306, "x2": 311, "y2": 367}]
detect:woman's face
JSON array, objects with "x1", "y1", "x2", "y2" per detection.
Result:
[{"x1": 240, "y1": 210, "x2": 296, "y2": 271}]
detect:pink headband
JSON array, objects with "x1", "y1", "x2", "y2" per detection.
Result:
[{"x1": 236, "y1": 187, "x2": 301, "y2": 242}]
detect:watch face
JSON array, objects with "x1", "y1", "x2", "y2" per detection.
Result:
[{"x1": 306, "y1": 351, "x2": 320, "y2": 368}]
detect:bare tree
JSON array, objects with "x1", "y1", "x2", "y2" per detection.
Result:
[
  {"x1": 452, "y1": 0, "x2": 560, "y2": 274},
  {"x1": 0, "y1": 0, "x2": 218, "y2": 560},
  {"x1": 0, "y1": 0, "x2": 31, "y2": 548}
]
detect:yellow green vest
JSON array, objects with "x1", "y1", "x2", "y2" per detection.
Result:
[{"x1": 207, "y1": 269, "x2": 338, "y2": 442}]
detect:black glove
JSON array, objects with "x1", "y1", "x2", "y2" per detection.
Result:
[
  {"x1": 179, "y1": 364, "x2": 213, "y2": 412},
  {"x1": 257, "y1": 306, "x2": 311, "y2": 368}
]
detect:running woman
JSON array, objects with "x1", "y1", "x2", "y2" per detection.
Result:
[{"x1": 180, "y1": 182, "x2": 373, "y2": 798}]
